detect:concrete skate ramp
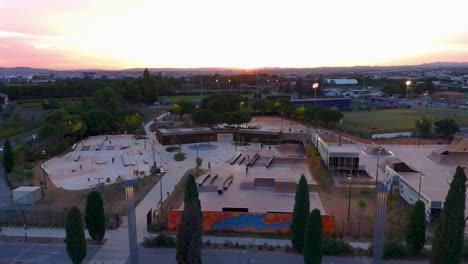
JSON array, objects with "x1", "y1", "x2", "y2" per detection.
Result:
[
  {"x1": 379, "y1": 157, "x2": 419, "y2": 173},
  {"x1": 363, "y1": 146, "x2": 392, "y2": 156}
]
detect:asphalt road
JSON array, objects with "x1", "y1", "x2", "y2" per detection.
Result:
[{"x1": 0, "y1": 243, "x2": 430, "y2": 264}]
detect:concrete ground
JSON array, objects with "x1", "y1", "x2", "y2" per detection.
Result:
[{"x1": 45, "y1": 135, "x2": 168, "y2": 190}]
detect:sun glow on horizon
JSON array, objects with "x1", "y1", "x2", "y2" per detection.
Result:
[{"x1": 1, "y1": 0, "x2": 467, "y2": 70}]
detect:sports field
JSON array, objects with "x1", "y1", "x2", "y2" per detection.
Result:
[{"x1": 342, "y1": 108, "x2": 468, "y2": 136}]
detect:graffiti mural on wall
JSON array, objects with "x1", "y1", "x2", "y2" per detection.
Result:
[{"x1": 167, "y1": 210, "x2": 335, "y2": 234}]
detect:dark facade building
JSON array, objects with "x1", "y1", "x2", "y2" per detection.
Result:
[
  {"x1": 156, "y1": 127, "x2": 217, "y2": 145},
  {"x1": 291, "y1": 98, "x2": 351, "y2": 108}
]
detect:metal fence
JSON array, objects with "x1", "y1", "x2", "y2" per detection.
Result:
[
  {"x1": 334, "y1": 220, "x2": 406, "y2": 241},
  {"x1": 0, "y1": 209, "x2": 121, "y2": 229}
]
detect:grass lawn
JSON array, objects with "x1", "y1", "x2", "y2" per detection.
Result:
[
  {"x1": 342, "y1": 107, "x2": 468, "y2": 137},
  {"x1": 0, "y1": 122, "x2": 39, "y2": 140},
  {"x1": 16, "y1": 101, "x2": 42, "y2": 108}
]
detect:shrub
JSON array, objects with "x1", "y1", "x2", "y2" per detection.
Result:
[
  {"x1": 322, "y1": 237, "x2": 353, "y2": 256},
  {"x1": 174, "y1": 151, "x2": 186, "y2": 161},
  {"x1": 142, "y1": 234, "x2": 176, "y2": 248},
  {"x1": 368, "y1": 242, "x2": 409, "y2": 259},
  {"x1": 166, "y1": 146, "x2": 180, "y2": 152},
  {"x1": 383, "y1": 241, "x2": 409, "y2": 259}
]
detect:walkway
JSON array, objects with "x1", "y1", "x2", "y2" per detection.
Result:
[{"x1": 89, "y1": 114, "x2": 242, "y2": 263}]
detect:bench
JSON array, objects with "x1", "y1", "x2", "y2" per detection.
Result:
[
  {"x1": 209, "y1": 174, "x2": 218, "y2": 184},
  {"x1": 74, "y1": 155, "x2": 81, "y2": 162},
  {"x1": 197, "y1": 173, "x2": 211, "y2": 186},
  {"x1": 229, "y1": 152, "x2": 242, "y2": 165},
  {"x1": 218, "y1": 174, "x2": 234, "y2": 194},
  {"x1": 266, "y1": 155, "x2": 275, "y2": 168},
  {"x1": 247, "y1": 153, "x2": 260, "y2": 166},
  {"x1": 238, "y1": 156, "x2": 246, "y2": 165}
]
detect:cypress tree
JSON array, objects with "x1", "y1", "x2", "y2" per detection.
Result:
[
  {"x1": 291, "y1": 174, "x2": 310, "y2": 252},
  {"x1": 406, "y1": 200, "x2": 426, "y2": 253},
  {"x1": 430, "y1": 166, "x2": 466, "y2": 264},
  {"x1": 85, "y1": 191, "x2": 106, "y2": 242},
  {"x1": 2, "y1": 139, "x2": 13, "y2": 173},
  {"x1": 65, "y1": 207, "x2": 87, "y2": 264},
  {"x1": 304, "y1": 209, "x2": 323, "y2": 264},
  {"x1": 176, "y1": 174, "x2": 202, "y2": 264}
]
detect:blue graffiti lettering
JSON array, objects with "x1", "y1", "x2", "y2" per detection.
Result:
[{"x1": 211, "y1": 213, "x2": 291, "y2": 230}]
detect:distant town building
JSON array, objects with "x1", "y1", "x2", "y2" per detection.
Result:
[
  {"x1": 323, "y1": 79, "x2": 358, "y2": 85},
  {"x1": 431, "y1": 91, "x2": 464, "y2": 101}
]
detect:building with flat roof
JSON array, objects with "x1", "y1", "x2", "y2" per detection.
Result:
[{"x1": 155, "y1": 127, "x2": 217, "y2": 145}]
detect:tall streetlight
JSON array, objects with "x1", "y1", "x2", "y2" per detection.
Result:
[
  {"x1": 405, "y1": 80, "x2": 411, "y2": 100},
  {"x1": 418, "y1": 170, "x2": 424, "y2": 201},
  {"x1": 124, "y1": 180, "x2": 139, "y2": 264},
  {"x1": 375, "y1": 146, "x2": 383, "y2": 186},
  {"x1": 216, "y1": 79, "x2": 219, "y2": 92},
  {"x1": 41, "y1": 150, "x2": 47, "y2": 190},
  {"x1": 312, "y1": 82, "x2": 319, "y2": 105},
  {"x1": 418, "y1": 119, "x2": 423, "y2": 147},
  {"x1": 196, "y1": 143, "x2": 199, "y2": 177},
  {"x1": 423, "y1": 91, "x2": 428, "y2": 114},
  {"x1": 228, "y1": 79, "x2": 231, "y2": 92},
  {"x1": 347, "y1": 176, "x2": 352, "y2": 221}
]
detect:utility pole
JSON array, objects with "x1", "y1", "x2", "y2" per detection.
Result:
[{"x1": 95, "y1": 177, "x2": 104, "y2": 189}]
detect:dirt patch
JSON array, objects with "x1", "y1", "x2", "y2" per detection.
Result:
[{"x1": 31, "y1": 163, "x2": 163, "y2": 217}]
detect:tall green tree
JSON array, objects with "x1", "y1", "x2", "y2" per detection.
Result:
[
  {"x1": 434, "y1": 118, "x2": 460, "y2": 139},
  {"x1": 304, "y1": 209, "x2": 323, "y2": 264},
  {"x1": 2, "y1": 139, "x2": 13, "y2": 173},
  {"x1": 176, "y1": 174, "x2": 202, "y2": 264},
  {"x1": 291, "y1": 174, "x2": 310, "y2": 252},
  {"x1": 430, "y1": 166, "x2": 466, "y2": 264},
  {"x1": 416, "y1": 117, "x2": 432, "y2": 138},
  {"x1": 65, "y1": 207, "x2": 87, "y2": 264},
  {"x1": 85, "y1": 191, "x2": 106, "y2": 242},
  {"x1": 406, "y1": 200, "x2": 426, "y2": 253}
]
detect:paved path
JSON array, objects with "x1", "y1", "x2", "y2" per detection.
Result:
[
  {"x1": 90, "y1": 114, "x2": 243, "y2": 263},
  {"x1": 0, "y1": 243, "x2": 430, "y2": 264}
]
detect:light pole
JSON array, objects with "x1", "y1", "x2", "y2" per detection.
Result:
[
  {"x1": 216, "y1": 79, "x2": 219, "y2": 92},
  {"x1": 196, "y1": 143, "x2": 199, "y2": 177},
  {"x1": 405, "y1": 80, "x2": 411, "y2": 100},
  {"x1": 418, "y1": 119, "x2": 423, "y2": 147},
  {"x1": 418, "y1": 170, "x2": 424, "y2": 201},
  {"x1": 423, "y1": 90, "x2": 428, "y2": 114},
  {"x1": 347, "y1": 176, "x2": 352, "y2": 221},
  {"x1": 124, "y1": 180, "x2": 139, "y2": 264},
  {"x1": 375, "y1": 147, "x2": 383, "y2": 186},
  {"x1": 228, "y1": 79, "x2": 231, "y2": 92},
  {"x1": 312, "y1": 82, "x2": 319, "y2": 105},
  {"x1": 42, "y1": 150, "x2": 47, "y2": 190}
]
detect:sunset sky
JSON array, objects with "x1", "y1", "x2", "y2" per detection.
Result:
[{"x1": 1, "y1": 0, "x2": 467, "y2": 70}]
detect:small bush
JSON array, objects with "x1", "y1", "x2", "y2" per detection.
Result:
[
  {"x1": 142, "y1": 234, "x2": 176, "y2": 248},
  {"x1": 166, "y1": 146, "x2": 180, "y2": 152},
  {"x1": 322, "y1": 237, "x2": 353, "y2": 256},
  {"x1": 268, "y1": 245, "x2": 275, "y2": 251},
  {"x1": 174, "y1": 151, "x2": 186, "y2": 161},
  {"x1": 383, "y1": 241, "x2": 409, "y2": 259},
  {"x1": 147, "y1": 223, "x2": 163, "y2": 232},
  {"x1": 205, "y1": 240, "x2": 211, "y2": 247},
  {"x1": 234, "y1": 242, "x2": 240, "y2": 248},
  {"x1": 257, "y1": 245, "x2": 263, "y2": 251},
  {"x1": 368, "y1": 241, "x2": 410, "y2": 259},
  {"x1": 240, "y1": 244, "x2": 247, "y2": 250}
]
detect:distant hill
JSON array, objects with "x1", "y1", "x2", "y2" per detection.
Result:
[{"x1": 1, "y1": 62, "x2": 468, "y2": 74}]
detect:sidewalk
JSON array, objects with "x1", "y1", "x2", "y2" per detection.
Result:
[
  {"x1": 0, "y1": 225, "x2": 373, "y2": 250},
  {"x1": 0, "y1": 226, "x2": 115, "y2": 239}
]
